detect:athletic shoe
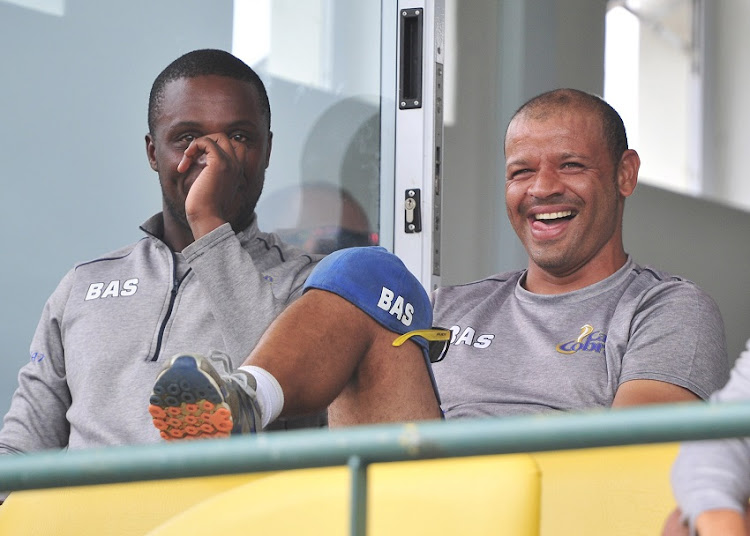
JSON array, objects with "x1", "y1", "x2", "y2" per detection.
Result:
[{"x1": 148, "y1": 353, "x2": 261, "y2": 440}]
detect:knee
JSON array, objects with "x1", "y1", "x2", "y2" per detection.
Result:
[{"x1": 303, "y1": 246, "x2": 433, "y2": 335}]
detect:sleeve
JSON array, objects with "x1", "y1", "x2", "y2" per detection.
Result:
[
  {"x1": 182, "y1": 223, "x2": 314, "y2": 361},
  {"x1": 617, "y1": 280, "x2": 730, "y2": 399},
  {"x1": 671, "y1": 342, "x2": 750, "y2": 532},
  {"x1": 0, "y1": 271, "x2": 74, "y2": 454}
]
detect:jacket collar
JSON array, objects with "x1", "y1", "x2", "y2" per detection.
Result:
[{"x1": 139, "y1": 212, "x2": 261, "y2": 246}]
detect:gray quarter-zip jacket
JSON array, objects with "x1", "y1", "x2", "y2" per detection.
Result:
[{"x1": 0, "y1": 213, "x2": 319, "y2": 452}]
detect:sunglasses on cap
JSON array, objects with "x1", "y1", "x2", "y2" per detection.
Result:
[{"x1": 391, "y1": 327, "x2": 451, "y2": 363}]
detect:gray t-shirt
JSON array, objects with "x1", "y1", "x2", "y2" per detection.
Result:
[
  {"x1": 431, "y1": 257, "x2": 730, "y2": 418},
  {"x1": 671, "y1": 339, "x2": 750, "y2": 533}
]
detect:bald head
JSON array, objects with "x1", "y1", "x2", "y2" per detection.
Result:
[{"x1": 506, "y1": 89, "x2": 628, "y2": 167}]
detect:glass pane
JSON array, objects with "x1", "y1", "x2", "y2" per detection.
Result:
[
  {"x1": 234, "y1": 0, "x2": 384, "y2": 255},
  {"x1": 0, "y1": 0, "x2": 239, "y2": 417},
  {"x1": 0, "y1": 0, "x2": 387, "y2": 416}
]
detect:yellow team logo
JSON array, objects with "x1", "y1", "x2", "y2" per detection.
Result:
[{"x1": 556, "y1": 324, "x2": 606, "y2": 355}]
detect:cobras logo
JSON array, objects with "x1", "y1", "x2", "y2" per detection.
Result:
[{"x1": 555, "y1": 324, "x2": 606, "y2": 355}]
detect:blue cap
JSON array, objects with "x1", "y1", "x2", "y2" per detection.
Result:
[
  {"x1": 303, "y1": 246, "x2": 442, "y2": 407},
  {"x1": 303, "y1": 246, "x2": 432, "y2": 354}
]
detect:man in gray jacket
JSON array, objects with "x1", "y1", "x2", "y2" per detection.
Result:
[{"x1": 0, "y1": 49, "x2": 323, "y2": 453}]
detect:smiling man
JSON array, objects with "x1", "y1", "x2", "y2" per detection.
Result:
[{"x1": 431, "y1": 88, "x2": 730, "y2": 418}]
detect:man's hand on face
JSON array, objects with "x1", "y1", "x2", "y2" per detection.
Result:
[{"x1": 178, "y1": 133, "x2": 247, "y2": 240}]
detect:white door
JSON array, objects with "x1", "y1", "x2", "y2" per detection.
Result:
[{"x1": 243, "y1": 0, "x2": 444, "y2": 291}]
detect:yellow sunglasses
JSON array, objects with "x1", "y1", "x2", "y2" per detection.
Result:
[{"x1": 392, "y1": 327, "x2": 451, "y2": 363}]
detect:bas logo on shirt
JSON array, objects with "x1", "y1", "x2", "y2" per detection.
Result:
[
  {"x1": 450, "y1": 325, "x2": 495, "y2": 349},
  {"x1": 85, "y1": 279, "x2": 139, "y2": 300},
  {"x1": 377, "y1": 286, "x2": 414, "y2": 326}
]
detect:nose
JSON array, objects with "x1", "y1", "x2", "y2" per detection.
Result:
[{"x1": 526, "y1": 166, "x2": 564, "y2": 199}]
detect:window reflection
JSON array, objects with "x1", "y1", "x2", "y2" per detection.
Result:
[
  {"x1": 257, "y1": 182, "x2": 377, "y2": 255},
  {"x1": 234, "y1": 0, "x2": 382, "y2": 255}
]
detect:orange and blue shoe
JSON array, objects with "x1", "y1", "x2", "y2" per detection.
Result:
[{"x1": 148, "y1": 353, "x2": 261, "y2": 440}]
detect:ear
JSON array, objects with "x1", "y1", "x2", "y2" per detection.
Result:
[
  {"x1": 616, "y1": 149, "x2": 639, "y2": 199},
  {"x1": 145, "y1": 133, "x2": 158, "y2": 172},
  {"x1": 264, "y1": 131, "x2": 273, "y2": 170}
]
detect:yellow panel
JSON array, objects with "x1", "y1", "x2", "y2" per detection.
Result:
[
  {"x1": 369, "y1": 455, "x2": 541, "y2": 536},
  {"x1": 532, "y1": 443, "x2": 680, "y2": 536},
  {"x1": 147, "y1": 454, "x2": 541, "y2": 536},
  {"x1": 150, "y1": 466, "x2": 353, "y2": 535},
  {"x1": 0, "y1": 472, "x2": 270, "y2": 536}
]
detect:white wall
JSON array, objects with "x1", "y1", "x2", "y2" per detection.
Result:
[
  {"x1": 441, "y1": 0, "x2": 607, "y2": 284},
  {"x1": 440, "y1": 0, "x2": 502, "y2": 283},
  {"x1": 703, "y1": 1, "x2": 750, "y2": 210}
]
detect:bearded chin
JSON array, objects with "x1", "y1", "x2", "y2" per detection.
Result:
[
  {"x1": 163, "y1": 194, "x2": 190, "y2": 232},
  {"x1": 160, "y1": 170, "x2": 266, "y2": 234},
  {"x1": 231, "y1": 179, "x2": 264, "y2": 232}
]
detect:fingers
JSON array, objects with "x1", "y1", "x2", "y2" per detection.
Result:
[
  {"x1": 177, "y1": 134, "x2": 241, "y2": 174},
  {"x1": 180, "y1": 133, "x2": 249, "y2": 238}
]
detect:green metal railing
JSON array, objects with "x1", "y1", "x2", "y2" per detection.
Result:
[{"x1": 1, "y1": 400, "x2": 749, "y2": 534}]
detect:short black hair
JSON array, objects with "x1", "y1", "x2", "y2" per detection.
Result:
[
  {"x1": 508, "y1": 88, "x2": 628, "y2": 166},
  {"x1": 148, "y1": 49, "x2": 271, "y2": 134}
]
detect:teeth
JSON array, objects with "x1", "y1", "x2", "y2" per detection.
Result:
[{"x1": 535, "y1": 210, "x2": 573, "y2": 221}]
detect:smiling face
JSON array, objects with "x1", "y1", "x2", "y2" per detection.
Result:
[
  {"x1": 504, "y1": 104, "x2": 639, "y2": 293},
  {"x1": 146, "y1": 75, "x2": 271, "y2": 241}
]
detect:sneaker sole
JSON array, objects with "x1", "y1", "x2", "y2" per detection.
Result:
[{"x1": 149, "y1": 355, "x2": 233, "y2": 440}]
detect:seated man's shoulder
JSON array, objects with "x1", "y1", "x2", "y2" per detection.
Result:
[
  {"x1": 432, "y1": 270, "x2": 524, "y2": 322},
  {"x1": 628, "y1": 263, "x2": 715, "y2": 302},
  {"x1": 72, "y1": 240, "x2": 144, "y2": 274},
  {"x1": 254, "y1": 231, "x2": 324, "y2": 270},
  {"x1": 38, "y1": 241, "x2": 144, "y2": 306},
  {"x1": 434, "y1": 270, "x2": 523, "y2": 300},
  {"x1": 631, "y1": 262, "x2": 726, "y2": 323}
]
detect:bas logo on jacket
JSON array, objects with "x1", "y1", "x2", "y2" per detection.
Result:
[{"x1": 85, "y1": 279, "x2": 139, "y2": 300}]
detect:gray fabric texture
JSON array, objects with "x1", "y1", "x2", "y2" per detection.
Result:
[
  {"x1": 671, "y1": 339, "x2": 750, "y2": 533},
  {"x1": 431, "y1": 257, "x2": 730, "y2": 418},
  {"x1": 0, "y1": 214, "x2": 319, "y2": 453}
]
